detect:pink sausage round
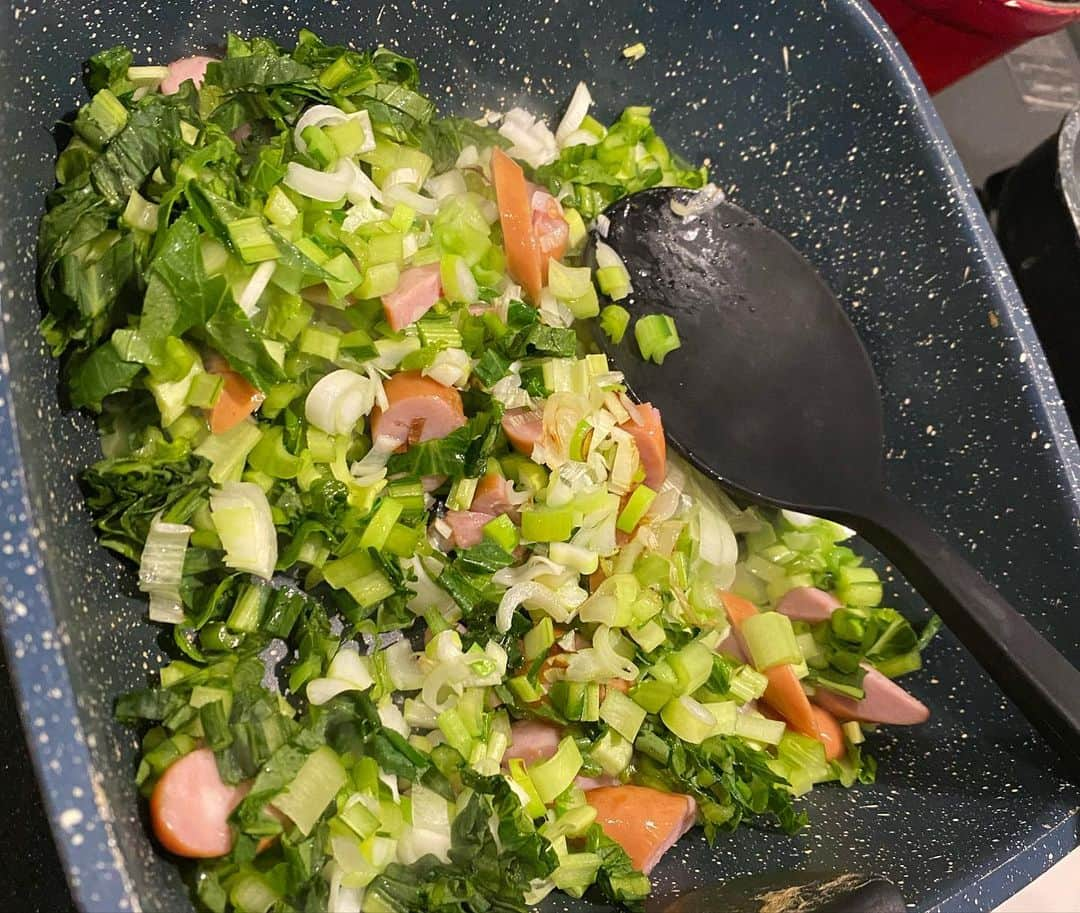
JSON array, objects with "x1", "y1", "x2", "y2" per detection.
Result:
[
  {"x1": 716, "y1": 630, "x2": 749, "y2": 665},
  {"x1": 160, "y1": 56, "x2": 216, "y2": 95},
  {"x1": 150, "y1": 748, "x2": 249, "y2": 858},
  {"x1": 641, "y1": 793, "x2": 697, "y2": 874},
  {"x1": 574, "y1": 774, "x2": 620, "y2": 791},
  {"x1": 370, "y1": 371, "x2": 466, "y2": 446},
  {"x1": 381, "y1": 263, "x2": 442, "y2": 333},
  {"x1": 776, "y1": 586, "x2": 842, "y2": 623},
  {"x1": 502, "y1": 406, "x2": 544, "y2": 456},
  {"x1": 471, "y1": 472, "x2": 516, "y2": 517},
  {"x1": 444, "y1": 510, "x2": 496, "y2": 549},
  {"x1": 811, "y1": 664, "x2": 930, "y2": 725},
  {"x1": 505, "y1": 719, "x2": 562, "y2": 765}
]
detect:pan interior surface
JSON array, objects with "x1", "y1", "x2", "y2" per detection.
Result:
[{"x1": 1, "y1": 2, "x2": 1078, "y2": 912}]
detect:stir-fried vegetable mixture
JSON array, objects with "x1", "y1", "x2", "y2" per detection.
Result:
[{"x1": 39, "y1": 32, "x2": 939, "y2": 913}]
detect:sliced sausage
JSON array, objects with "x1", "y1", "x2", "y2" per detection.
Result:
[
  {"x1": 721, "y1": 592, "x2": 820, "y2": 740},
  {"x1": 811, "y1": 664, "x2": 930, "y2": 726},
  {"x1": 585, "y1": 785, "x2": 697, "y2": 874},
  {"x1": 381, "y1": 263, "x2": 442, "y2": 333},
  {"x1": 444, "y1": 509, "x2": 496, "y2": 549},
  {"x1": 574, "y1": 774, "x2": 619, "y2": 791},
  {"x1": 491, "y1": 148, "x2": 542, "y2": 302},
  {"x1": 620, "y1": 403, "x2": 666, "y2": 490},
  {"x1": 471, "y1": 472, "x2": 516, "y2": 517},
  {"x1": 810, "y1": 705, "x2": 846, "y2": 762},
  {"x1": 370, "y1": 371, "x2": 466, "y2": 446},
  {"x1": 150, "y1": 748, "x2": 248, "y2": 858},
  {"x1": 505, "y1": 719, "x2": 562, "y2": 765},
  {"x1": 776, "y1": 586, "x2": 841, "y2": 623},
  {"x1": 716, "y1": 630, "x2": 749, "y2": 665},
  {"x1": 160, "y1": 56, "x2": 216, "y2": 95},
  {"x1": 205, "y1": 355, "x2": 264, "y2": 435},
  {"x1": 502, "y1": 406, "x2": 544, "y2": 456},
  {"x1": 422, "y1": 474, "x2": 447, "y2": 493}
]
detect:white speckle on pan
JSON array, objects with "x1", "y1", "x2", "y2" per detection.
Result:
[{"x1": 59, "y1": 808, "x2": 84, "y2": 831}]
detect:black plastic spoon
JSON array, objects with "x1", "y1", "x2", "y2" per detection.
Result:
[{"x1": 590, "y1": 186, "x2": 1080, "y2": 766}]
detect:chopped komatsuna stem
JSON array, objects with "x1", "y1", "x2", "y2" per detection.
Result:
[
  {"x1": 38, "y1": 30, "x2": 933, "y2": 913},
  {"x1": 634, "y1": 313, "x2": 682, "y2": 364},
  {"x1": 599, "y1": 304, "x2": 631, "y2": 344}
]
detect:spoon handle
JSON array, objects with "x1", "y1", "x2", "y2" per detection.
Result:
[{"x1": 857, "y1": 492, "x2": 1080, "y2": 766}]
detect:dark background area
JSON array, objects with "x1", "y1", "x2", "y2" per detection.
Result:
[{"x1": 5, "y1": 29, "x2": 1080, "y2": 913}]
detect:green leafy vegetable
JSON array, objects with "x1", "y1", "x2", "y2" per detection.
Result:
[
  {"x1": 36, "y1": 29, "x2": 935, "y2": 913},
  {"x1": 634, "y1": 720, "x2": 807, "y2": 839}
]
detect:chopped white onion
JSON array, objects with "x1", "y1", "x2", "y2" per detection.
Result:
[
  {"x1": 646, "y1": 476, "x2": 683, "y2": 524},
  {"x1": 555, "y1": 82, "x2": 593, "y2": 145},
  {"x1": 294, "y1": 105, "x2": 374, "y2": 155},
  {"x1": 455, "y1": 144, "x2": 481, "y2": 169},
  {"x1": 378, "y1": 699, "x2": 411, "y2": 739},
  {"x1": 326, "y1": 862, "x2": 365, "y2": 913},
  {"x1": 421, "y1": 659, "x2": 467, "y2": 713},
  {"x1": 422, "y1": 347, "x2": 472, "y2": 388},
  {"x1": 284, "y1": 158, "x2": 356, "y2": 201},
  {"x1": 404, "y1": 556, "x2": 456, "y2": 616},
  {"x1": 347, "y1": 164, "x2": 384, "y2": 205},
  {"x1": 373, "y1": 335, "x2": 422, "y2": 370},
  {"x1": 364, "y1": 365, "x2": 388, "y2": 412},
  {"x1": 498, "y1": 107, "x2": 559, "y2": 168},
  {"x1": 305, "y1": 368, "x2": 377, "y2": 436},
  {"x1": 307, "y1": 645, "x2": 375, "y2": 706},
  {"x1": 397, "y1": 788, "x2": 451, "y2": 863},
  {"x1": 341, "y1": 198, "x2": 386, "y2": 232},
  {"x1": 608, "y1": 428, "x2": 641, "y2": 496},
  {"x1": 492, "y1": 556, "x2": 570, "y2": 588},
  {"x1": 383, "y1": 167, "x2": 424, "y2": 191},
  {"x1": 349, "y1": 434, "x2": 401, "y2": 487},
  {"x1": 236, "y1": 260, "x2": 276, "y2": 317},
  {"x1": 210, "y1": 481, "x2": 277, "y2": 579},
  {"x1": 477, "y1": 197, "x2": 499, "y2": 224},
  {"x1": 496, "y1": 581, "x2": 579, "y2": 632},
  {"x1": 781, "y1": 509, "x2": 856, "y2": 541},
  {"x1": 383, "y1": 183, "x2": 438, "y2": 216},
  {"x1": 594, "y1": 240, "x2": 626, "y2": 272},
  {"x1": 490, "y1": 368, "x2": 531, "y2": 410},
  {"x1": 450, "y1": 256, "x2": 479, "y2": 304},
  {"x1": 564, "y1": 625, "x2": 638, "y2": 682},
  {"x1": 669, "y1": 183, "x2": 726, "y2": 219},
  {"x1": 618, "y1": 391, "x2": 644, "y2": 426},
  {"x1": 383, "y1": 639, "x2": 424, "y2": 690},
  {"x1": 538, "y1": 289, "x2": 574, "y2": 328},
  {"x1": 560, "y1": 128, "x2": 600, "y2": 148},
  {"x1": 425, "y1": 170, "x2": 467, "y2": 200}
]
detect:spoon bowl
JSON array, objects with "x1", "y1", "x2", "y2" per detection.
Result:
[
  {"x1": 591, "y1": 186, "x2": 1080, "y2": 766},
  {"x1": 595, "y1": 187, "x2": 883, "y2": 510}
]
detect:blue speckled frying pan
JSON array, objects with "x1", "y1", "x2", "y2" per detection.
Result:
[{"x1": 0, "y1": 2, "x2": 1078, "y2": 911}]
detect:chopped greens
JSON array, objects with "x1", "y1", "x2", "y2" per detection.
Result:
[{"x1": 38, "y1": 32, "x2": 937, "y2": 913}]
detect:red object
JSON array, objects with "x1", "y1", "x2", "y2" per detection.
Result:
[{"x1": 872, "y1": 0, "x2": 1080, "y2": 93}]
